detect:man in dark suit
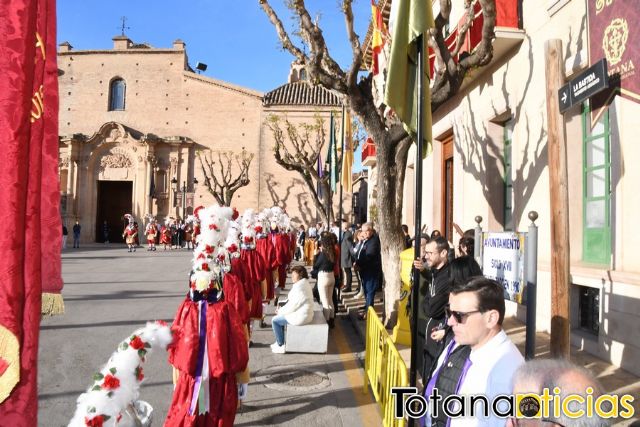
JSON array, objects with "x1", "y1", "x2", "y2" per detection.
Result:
[
  {"x1": 340, "y1": 221, "x2": 354, "y2": 292},
  {"x1": 354, "y1": 222, "x2": 382, "y2": 320}
]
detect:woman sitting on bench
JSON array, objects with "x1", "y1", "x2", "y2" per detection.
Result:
[{"x1": 270, "y1": 265, "x2": 315, "y2": 354}]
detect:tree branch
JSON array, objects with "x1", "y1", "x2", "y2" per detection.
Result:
[
  {"x1": 341, "y1": 0, "x2": 362, "y2": 90},
  {"x1": 198, "y1": 149, "x2": 254, "y2": 206}
]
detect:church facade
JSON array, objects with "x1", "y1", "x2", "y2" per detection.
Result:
[{"x1": 58, "y1": 36, "x2": 344, "y2": 242}]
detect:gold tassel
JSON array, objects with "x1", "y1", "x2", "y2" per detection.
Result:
[
  {"x1": 41, "y1": 293, "x2": 65, "y2": 316},
  {"x1": 0, "y1": 325, "x2": 20, "y2": 403}
]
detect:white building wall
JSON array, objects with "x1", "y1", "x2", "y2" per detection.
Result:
[{"x1": 404, "y1": 0, "x2": 640, "y2": 375}]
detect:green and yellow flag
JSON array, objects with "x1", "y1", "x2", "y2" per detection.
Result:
[
  {"x1": 383, "y1": 0, "x2": 435, "y2": 157},
  {"x1": 341, "y1": 110, "x2": 353, "y2": 191}
]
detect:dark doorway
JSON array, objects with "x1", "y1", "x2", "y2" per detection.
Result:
[{"x1": 96, "y1": 180, "x2": 132, "y2": 243}]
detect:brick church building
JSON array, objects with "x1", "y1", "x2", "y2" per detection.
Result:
[{"x1": 57, "y1": 35, "x2": 346, "y2": 242}]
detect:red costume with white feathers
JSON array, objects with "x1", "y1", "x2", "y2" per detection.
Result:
[
  {"x1": 240, "y1": 248, "x2": 267, "y2": 319},
  {"x1": 271, "y1": 230, "x2": 291, "y2": 289},
  {"x1": 165, "y1": 297, "x2": 248, "y2": 427},
  {"x1": 255, "y1": 236, "x2": 277, "y2": 300}
]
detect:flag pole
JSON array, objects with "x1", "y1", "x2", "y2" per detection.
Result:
[
  {"x1": 339, "y1": 104, "x2": 345, "y2": 242},
  {"x1": 409, "y1": 33, "x2": 425, "y2": 398}
]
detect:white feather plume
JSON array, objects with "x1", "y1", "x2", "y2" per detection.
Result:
[{"x1": 69, "y1": 321, "x2": 172, "y2": 427}]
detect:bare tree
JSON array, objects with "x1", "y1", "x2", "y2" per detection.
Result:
[
  {"x1": 198, "y1": 148, "x2": 254, "y2": 206},
  {"x1": 266, "y1": 114, "x2": 335, "y2": 225},
  {"x1": 259, "y1": 0, "x2": 497, "y2": 327}
]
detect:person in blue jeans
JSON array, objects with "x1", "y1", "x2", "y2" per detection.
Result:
[
  {"x1": 72, "y1": 220, "x2": 81, "y2": 248},
  {"x1": 353, "y1": 222, "x2": 382, "y2": 320},
  {"x1": 270, "y1": 265, "x2": 315, "y2": 354}
]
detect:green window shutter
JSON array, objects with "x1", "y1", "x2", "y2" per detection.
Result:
[{"x1": 582, "y1": 103, "x2": 611, "y2": 265}]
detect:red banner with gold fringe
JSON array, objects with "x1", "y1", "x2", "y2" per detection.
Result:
[
  {"x1": 0, "y1": 0, "x2": 62, "y2": 422},
  {"x1": 588, "y1": 0, "x2": 640, "y2": 121}
]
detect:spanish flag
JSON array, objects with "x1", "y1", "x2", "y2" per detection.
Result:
[
  {"x1": 371, "y1": 0, "x2": 388, "y2": 76},
  {"x1": 0, "y1": 0, "x2": 63, "y2": 421}
]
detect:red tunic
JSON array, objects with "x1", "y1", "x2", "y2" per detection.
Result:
[
  {"x1": 160, "y1": 226, "x2": 172, "y2": 244},
  {"x1": 240, "y1": 249, "x2": 266, "y2": 319},
  {"x1": 145, "y1": 225, "x2": 157, "y2": 243},
  {"x1": 255, "y1": 237, "x2": 277, "y2": 300},
  {"x1": 223, "y1": 263, "x2": 250, "y2": 324},
  {"x1": 271, "y1": 233, "x2": 291, "y2": 289},
  {"x1": 165, "y1": 297, "x2": 249, "y2": 427}
]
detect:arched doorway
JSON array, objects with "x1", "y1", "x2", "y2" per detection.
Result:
[{"x1": 96, "y1": 180, "x2": 132, "y2": 243}]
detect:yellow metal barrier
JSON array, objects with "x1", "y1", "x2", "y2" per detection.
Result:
[{"x1": 363, "y1": 307, "x2": 409, "y2": 427}]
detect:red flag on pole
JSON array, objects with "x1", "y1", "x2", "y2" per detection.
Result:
[{"x1": 0, "y1": 0, "x2": 62, "y2": 422}]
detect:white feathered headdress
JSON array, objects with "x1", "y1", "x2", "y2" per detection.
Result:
[
  {"x1": 69, "y1": 321, "x2": 172, "y2": 427},
  {"x1": 189, "y1": 205, "x2": 241, "y2": 293},
  {"x1": 239, "y1": 209, "x2": 257, "y2": 249}
]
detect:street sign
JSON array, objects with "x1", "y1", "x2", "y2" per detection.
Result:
[
  {"x1": 558, "y1": 58, "x2": 609, "y2": 113},
  {"x1": 481, "y1": 232, "x2": 527, "y2": 303}
]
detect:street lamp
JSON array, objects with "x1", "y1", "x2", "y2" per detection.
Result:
[{"x1": 171, "y1": 176, "x2": 198, "y2": 220}]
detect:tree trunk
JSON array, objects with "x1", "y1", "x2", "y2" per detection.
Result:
[{"x1": 374, "y1": 132, "x2": 411, "y2": 328}]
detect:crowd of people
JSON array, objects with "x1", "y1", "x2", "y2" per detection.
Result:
[
  {"x1": 69, "y1": 208, "x2": 618, "y2": 426},
  {"x1": 294, "y1": 220, "x2": 383, "y2": 322},
  {"x1": 293, "y1": 221, "x2": 618, "y2": 426},
  {"x1": 62, "y1": 215, "x2": 199, "y2": 252}
]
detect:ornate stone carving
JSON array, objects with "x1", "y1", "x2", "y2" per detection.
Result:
[{"x1": 101, "y1": 153, "x2": 132, "y2": 169}]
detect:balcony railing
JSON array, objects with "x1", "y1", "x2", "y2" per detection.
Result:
[
  {"x1": 361, "y1": 137, "x2": 377, "y2": 168},
  {"x1": 428, "y1": 0, "x2": 523, "y2": 79}
]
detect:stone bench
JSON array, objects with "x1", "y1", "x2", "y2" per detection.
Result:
[{"x1": 284, "y1": 304, "x2": 328, "y2": 353}]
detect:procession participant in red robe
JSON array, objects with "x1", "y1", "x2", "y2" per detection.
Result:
[
  {"x1": 269, "y1": 215, "x2": 291, "y2": 292},
  {"x1": 122, "y1": 214, "x2": 138, "y2": 253},
  {"x1": 255, "y1": 217, "x2": 277, "y2": 302},
  {"x1": 160, "y1": 218, "x2": 173, "y2": 250},
  {"x1": 165, "y1": 205, "x2": 249, "y2": 427},
  {"x1": 238, "y1": 209, "x2": 267, "y2": 329},
  {"x1": 145, "y1": 215, "x2": 158, "y2": 251}
]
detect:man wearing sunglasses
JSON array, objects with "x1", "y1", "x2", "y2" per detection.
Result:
[
  {"x1": 414, "y1": 236, "x2": 452, "y2": 380},
  {"x1": 422, "y1": 277, "x2": 523, "y2": 426}
]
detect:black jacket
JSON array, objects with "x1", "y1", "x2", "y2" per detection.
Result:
[
  {"x1": 421, "y1": 262, "x2": 451, "y2": 321},
  {"x1": 312, "y1": 252, "x2": 335, "y2": 273},
  {"x1": 354, "y1": 234, "x2": 382, "y2": 277},
  {"x1": 421, "y1": 262, "x2": 452, "y2": 374}
]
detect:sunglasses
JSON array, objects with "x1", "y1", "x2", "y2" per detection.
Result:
[{"x1": 445, "y1": 306, "x2": 481, "y2": 323}]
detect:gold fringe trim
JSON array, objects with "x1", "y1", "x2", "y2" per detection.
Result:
[
  {"x1": 41, "y1": 293, "x2": 65, "y2": 316},
  {"x1": 0, "y1": 325, "x2": 20, "y2": 404}
]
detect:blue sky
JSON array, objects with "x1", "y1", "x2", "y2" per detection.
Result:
[
  {"x1": 57, "y1": 0, "x2": 368, "y2": 170},
  {"x1": 56, "y1": 0, "x2": 370, "y2": 92}
]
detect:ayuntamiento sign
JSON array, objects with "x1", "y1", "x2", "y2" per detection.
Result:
[{"x1": 482, "y1": 232, "x2": 526, "y2": 303}]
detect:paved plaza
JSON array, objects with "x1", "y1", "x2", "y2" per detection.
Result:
[{"x1": 38, "y1": 245, "x2": 380, "y2": 426}]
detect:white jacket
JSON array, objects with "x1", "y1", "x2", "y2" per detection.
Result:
[{"x1": 278, "y1": 278, "x2": 314, "y2": 326}]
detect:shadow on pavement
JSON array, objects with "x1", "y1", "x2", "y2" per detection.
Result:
[
  {"x1": 235, "y1": 386, "x2": 366, "y2": 426},
  {"x1": 63, "y1": 290, "x2": 185, "y2": 302},
  {"x1": 40, "y1": 318, "x2": 175, "y2": 331}
]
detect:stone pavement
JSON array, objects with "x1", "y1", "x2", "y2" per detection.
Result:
[{"x1": 38, "y1": 245, "x2": 381, "y2": 426}]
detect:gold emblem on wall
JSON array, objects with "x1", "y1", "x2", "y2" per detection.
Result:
[
  {"x1": 602, "y1": 18, "x2": 629, "y2": 65},
  {"x1": 595, "y1": 0, "x2": 614, "y2": 15}
]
